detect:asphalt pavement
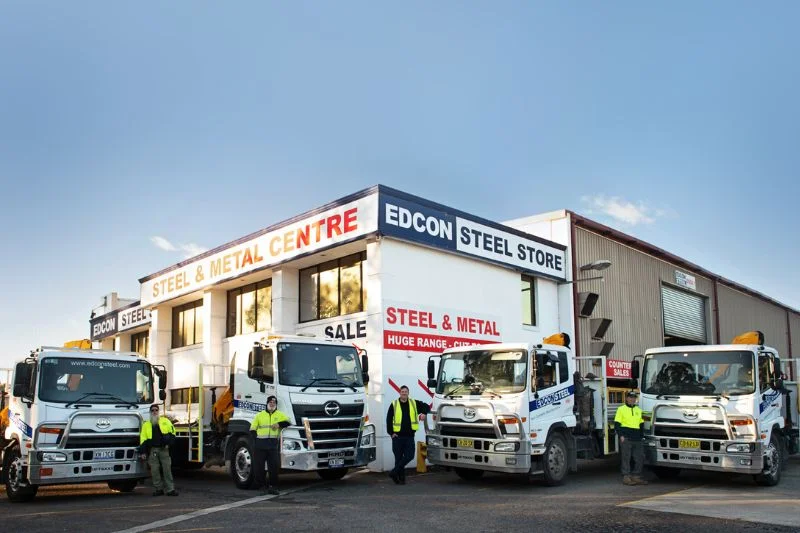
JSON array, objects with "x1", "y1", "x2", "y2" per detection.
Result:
[{"x1": 2, "y1": 456, "x2": 798, "y2": 533}]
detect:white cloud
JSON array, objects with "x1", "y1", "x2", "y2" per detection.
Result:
[
  {"x1": 150, "y1": 236, "x2": 177, "y2": 251},
  {"x1": 150, "y1": 236, "x2": 207, "y2": 259},
  {"x1": 580, "y1": 195, "x2": 671, "y2": 226}
]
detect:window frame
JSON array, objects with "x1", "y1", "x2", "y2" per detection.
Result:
[
  {"x1": 130, "y1": 330, "x2": 150, "y2": 357},
  {"x1": 171, "y1": 299, "x2": 203, "y2": 349},
  {"x1": 521, "y1": 274, "x2": 537, "y2": 326},
  {"x1": 299, "y1": 252, "x2": 366, "y2": 323},
  {"x1": 226, "y1": 279, "x2": 272, "y2": 338}
]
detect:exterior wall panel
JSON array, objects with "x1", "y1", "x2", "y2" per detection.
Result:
[
  {"x1": 717, "y1": 284, "x2": 789, "y2": 354},
  {"x1": 573, "y1": 227, "x2": 715, "y2": 374}
]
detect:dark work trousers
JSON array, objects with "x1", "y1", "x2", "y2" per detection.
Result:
[
  {"x1": 254, "y1": 439, "x2": 281, "y2": 488},
  {"x1": 391, "y1": 436, "x2": 416, "y2": 480},
  {"x1": 620, "y1": 438, "x2": 644, "y2": 476}
]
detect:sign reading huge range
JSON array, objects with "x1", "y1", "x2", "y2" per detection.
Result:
[{"x1": 140, "y1": 187, "x2": 567, "y2": 306}]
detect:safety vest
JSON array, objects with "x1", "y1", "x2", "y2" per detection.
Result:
[
  {"x1": 614, "y1": 405, "x2": 643, "y2": 429},
  {"x1": 140, "y1": 417, "x2": 176, "y2": 445},
  {"x1": 392, "y1": 399, "x2": 418, "y2": 432},
  {"x1": 250, "y1": 409, "x2": 290, "y2": 438}
]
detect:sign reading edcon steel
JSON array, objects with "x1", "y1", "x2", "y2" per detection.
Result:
[
  {"x1": 141, "y1": 194, "x2": 379, "y2": 306},
  {"x1": 378, "y1": 191, "x2": 567, "y2": 281},
  {"x1": 383, "y1": 301, "x2": 503, "y2": 353}
]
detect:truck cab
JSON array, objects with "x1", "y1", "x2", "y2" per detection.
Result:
[
  {"x1": 636, "y1": 331, "x2": 800, "y2": 485},
  {"x1": 1, "y1": 347, "x2": 166, "y2": 502},
  {"x1": 424, "y1": 335, "x2": 612, "y2": 485}
]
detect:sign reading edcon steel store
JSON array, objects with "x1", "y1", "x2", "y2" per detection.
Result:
[
  {"x1": 141, "y1": 194, "x2": 379, "y2": 306},
  {"x1": 378, "y1": 192, "x2": 567, "y2": 281}
]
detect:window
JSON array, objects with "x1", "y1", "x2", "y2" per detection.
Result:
[
  {"x1": 557, "y1": 352, "x2": 569, "y2": 383},
  {"x1": 131, "y1": 331, "x2": 149, "y2": 357},
  {"x1": 172, "y1": 299, "x2": 203, "y2": 348},
  {"x1": 227, "y1": 280, "x2": 272, "y2": 337},
  {"x1": 299, "y1": 252, "x2": 366, "y2": 322},
  {"x1": 521, "y1": 275, "x2": 536, "y2": 326},
  {"x1": 170, "y1": 387, "x2": 200, "y2": 404}
]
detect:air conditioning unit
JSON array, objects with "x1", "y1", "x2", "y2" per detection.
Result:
[
  {"x1": 577, "y1": 292, "x2": 599, "y2": 318},
  {"x1": 589, "y1": 318, "x2": 612, "y2": 340},
  {"x1": 590, "y1": 341, "x2": 614, "y2": 357}
]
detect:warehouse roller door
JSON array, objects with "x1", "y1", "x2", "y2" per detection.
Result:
[{"x1": 661, "y1": 284, "x2": 707, "y2": 344}]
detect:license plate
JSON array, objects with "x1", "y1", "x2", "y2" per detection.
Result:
[
  {"x1": 457, "y1": 439, "x2": 474, "y2": 448},
  {"x1": 678, "y1": 439, "x2": 700, "y2": 450},
  {"x1": 328, "y1": 458, "x2": 345, "y2": 467},
  {"x1": 328, "y1": 452, "x2": 346, "y2": 459},
  {"x1": 94, "y1": 450, "x2": 116, "y2": 460}
]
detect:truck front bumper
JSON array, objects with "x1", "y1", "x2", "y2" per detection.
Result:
[
  {"x1": 426, "y1": 436, "x2": 531, "y2": 474},
  {"x1": 280, "y1": 445, "x2": 376, "y2": 471},
  {"x1": 644, "y1": 437, "x2": 763, "y2": 474},
  {"x1": 27, "y1": 447, "x2": 147, "y2": 485}
]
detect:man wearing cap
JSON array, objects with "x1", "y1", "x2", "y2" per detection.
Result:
[
  {"x1": 385, "y1": 385, "x2": 430, "y2": 485},
  {"x1": 250, "y1": 395, "x2": 290, "y2": 495},
  {"x1": 139, "y1": 403, "x2": 178, "y2": 496},
  {"x1": 614, "y1": 391, "x2": 648, "y2": 485}
]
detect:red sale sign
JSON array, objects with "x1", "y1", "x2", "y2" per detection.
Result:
[{"x1": 606, "y1": 359, "x2": 632, "y2": 379}]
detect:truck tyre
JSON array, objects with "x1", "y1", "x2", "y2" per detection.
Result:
[
  {"x1": 542, "y1": 433, "x2": 568, "y2": 486},
  {"x1": 4, "y1": 444, "x2": 38, "y2": 503},
  {"x1": 454, "y1": 467, "x2": 484, "y2": 481},
  {"x1": 230, "y1": 436, "x2": 255, "y2": 489},
  {"x1": 651, "y1": 466, "x2": 681, "y2": 480},
  {"x1": 755, "y1": 433, "x2": 782, "y2": 487},
  {"x1": 107, "y1": 479, "x2": 139, "y2": 493},
  {"x1": 317, "y1": 468, "x2": 349, "y2": 481}
]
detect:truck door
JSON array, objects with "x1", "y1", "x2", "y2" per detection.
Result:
[
  {"x1": 530, "y1": 350, "x2": 575, "y2": 424},
  {"x1": 758, "y1": 352, "x2": 782, "y2": 427}
]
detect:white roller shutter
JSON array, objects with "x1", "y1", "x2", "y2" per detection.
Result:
[{"x1": 661, "y1": 284, "x2": 707, "y2": 343}]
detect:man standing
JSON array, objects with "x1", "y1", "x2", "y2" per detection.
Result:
[
  {"x1": 385, "y1": 385, "x2": 430, "y2": 485},
  {"x1": 139, "y1": 404, "x2": 178, "y2": 496},
  {"x1": 250, "y1": 395, "x2": 290, "y2": 495},
  {"x1": 614, "y1": 391, "x2": 648, "y2": 486}
]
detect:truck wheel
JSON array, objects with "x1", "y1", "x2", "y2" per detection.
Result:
[
  {"x1": 755, "y1": 433, "x2": 782, "y2": 486},
  {"x1": 542, "y1": 433, "x2": 568, "y2": 486},
  {"x1": 107, "y1": 479, "x2": 139, "y2": 493},
  {"x1": 230, "y1": 436, "x2": 255, "y2": 489},
  {"x1": 651, "y1": 467, "x2": 681, "y2": 480},
  {"x1": 4, "y1": 445, "x2": 39, "y2": 503},
  {"x1": 454, "y1": 468, "x2": 484, "y2": 481},
  {"x1": 317, "y1": 468, "x2": 349, "y2": 481}
]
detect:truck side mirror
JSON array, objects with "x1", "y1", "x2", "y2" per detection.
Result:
[
  {"x1": 631, "y1": 360, "x2": 640, "y2": 379},
  {"x1": 159, "y1": 389, "x2": 167, "y2": 401},
  {"x1": 427, "y1": 359, "x2": 435, "y2": 379},
  {"x1": 12, "y1": 362, "x2": 32, "y2": 398},
  {"x1": 248, "y1": 345, "x2": 274, "y2": 382},
  {"x1": 361, "y1": 353, "x2": 369, "y2": 373},
  {"x1": 157, "y1": 368, "x2": 167, "y2": 390}
]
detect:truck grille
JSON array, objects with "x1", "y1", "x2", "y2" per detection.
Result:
[
  {"x1": 292, "y1": 404, "x2": 364, "y2": 451},
  {"x1": 653, "y1": 426, "x2": 728, "y2": 440}
]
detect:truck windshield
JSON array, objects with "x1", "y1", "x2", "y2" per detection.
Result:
[
  {"x1": 38, "y1": 357, "x2": 154, "y2": 404},
  {"x1": 277, "y1": 343, "x2": 364, "y2": 387},
  {"x1": 437, "y1": 349, "x2": 527, "y2": 395},
  {"x1": 641, "y1": 350, "x2": 755, "y2": 396}
]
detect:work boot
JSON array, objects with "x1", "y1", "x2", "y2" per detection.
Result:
[
  {"x1": 633, "y1": 476, "x2": 649, "y2": 485},
  {"x1": 622, "y1": 476, "x2": 636, "y2": 486},
  {"x1": 166, "y1": 490, "x2": 179, "y2": 496},
  {"x1": 389, "y1": 472, "x2": 400, "y2": 484},
  {"x1": 152, "y1": 489, "x2": 164, "y2": 496},
  {"x1": 268, "y1": 487, "x2": 280, "y2": 495}
]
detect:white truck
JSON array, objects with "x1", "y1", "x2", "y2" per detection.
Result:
[
  {"x1": 633, "y1": 332, "x2": 800, "y2": 486},
  {"x1": 0, "y1": 347, "x2": 167, "y2": 502},
  {"x1": 424, "y1": 334, "x2": 620, "y2": 485},
  {"x1": 169, "y1": 335, "x2": 377, "y2": 487}
]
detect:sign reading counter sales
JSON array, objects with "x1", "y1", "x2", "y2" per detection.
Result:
[
  {"x1": 606, "y1": 359, "x2": 632, "y2": 379},
  {"x1": 379, "y1": 193, "x2": 566, "y2": 281}
]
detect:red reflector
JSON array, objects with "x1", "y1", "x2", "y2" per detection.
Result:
[{"x1": 40, "y1": 468, "x2": 53, "y2": 476}]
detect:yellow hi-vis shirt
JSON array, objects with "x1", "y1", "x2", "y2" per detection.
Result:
[
  {"x1": 250, "y1": 409, "x2": 290, "y2": 438},
  {"x1": 140, "y1": 417, "x2": 176, "y2": 444},
  {"x1": 392, "y1": 399, "x2": 418, "y2": 432},
  {"x1": 614, "y1": 404, "x2": 644, "y2": 429}
]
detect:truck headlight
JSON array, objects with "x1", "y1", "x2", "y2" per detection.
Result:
[
  {"x1": 360, "y1": 425, "x2": 376, "y2": 447},
  {"x1": 729, "y1": 416, "x2": 756, "y2": 438},
  {"x1": 426, "y1": 436, "x2": 441, "y2": 447},
  {"x1": 40, "y1": 452, "x2": 67, "y2": 462},
  {"x1": 494, "y1": 442, "x2": 519, "y2": 452},
  {"x1": 282, "y1": 439, "x2": 302, "y2": 451},
  {"x1": 726, "y1": 443, "x2": 754, "y2": 453}
]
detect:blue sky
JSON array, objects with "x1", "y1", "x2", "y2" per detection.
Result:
[{"x1": 1, "y1": 2, "x2": 798, "y2": 367}]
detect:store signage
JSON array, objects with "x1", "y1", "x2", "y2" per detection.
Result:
[
  {"x1": 90, "y1": 313, "x2": 118, "y2": 341},
  {"x1": 674, "y1": 271, "x2": 696, "y2": 291},
  {"x1": 141, "y1": 194, "x2": 380, "y2": 306},
  {"x1": 295, "y1": 315, "x2": 368, "y2": 342},
  {"x1": 379, "y1": 193, "x2": 566, "y2": 281},
  {"x1": 606, "y1": 359, "x2": 632, "y2": 379},
  {"x1": 118, "y1": 305, "x2": 151, "y2": 332},
  {"x1": 383, "y1": 301, "x2": 502, "y2": 353}
]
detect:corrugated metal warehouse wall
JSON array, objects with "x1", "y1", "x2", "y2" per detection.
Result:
[
  {"x1": 573, "y1": 226, "x2": 715, "y2": 374},
  {"x1": 716, "y1": 283, "x2": 789, "y2": 354}
]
